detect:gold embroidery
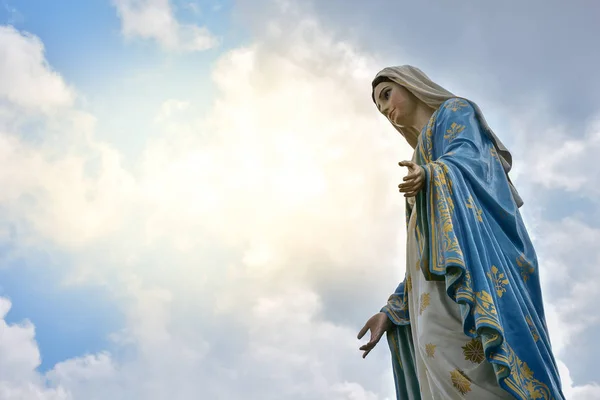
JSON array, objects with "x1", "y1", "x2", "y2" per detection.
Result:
[
  {"x1": 468, "y1": 325, "x2": 477, "y2": 336},
  {"x1": 450, "y1": 369, "x2": 472, "y2": 395},
  {"x1": 406, "y1": 275, "x2": 412, "y2": 292},
  {"x1": 444, "y1": 98, "x2": 469, "y2": 112},
  {"x1": 418, "y1": 107, "x2": 440, "y2": 163},
  {"x1": 444, "y1": 122, "x2": 466, "y2": 141},
  {"x1": 498, "y1": 344, "x2": 552, "y2": 399},
  {"x1": 425, "y1": 343, "x2": 436, "y2": 358},
  {"x1": 385, "y1": 294, "x2": 409, "y2": 325},
  {"x1": 456, "y1": 269, "x2": 475, "y2": 304},
  {"x1": 516, "y1": 254, "x2": 535, "y2": 283},
  {"x1": 466, "y1": 195, "x2": 483, "y2": 222},
  {"x1": 487, "y1": 265, "x2": 509, "y2": 298},
  {"x1": 387, "y1": 330, "x2": 403, "y2": 371},
  {"x1": 474, "y1": 290, "x2": 502, "y2": 330},
  {"x1": 462, "y1": 338, "x2": 485, "y2": 363},
  {"x1": 482, "y1": 331, "x2": 501, "y2": 348},
  {"x1": 440, "y1": 162, "x2": 454, "y2": 197},
  {"x1": 419, "y1": 292, "x2": 431, "y2": 315},
  {"x1": 428, "y1": 162, "x2": 464, "y2": 275},
  {"x1": 526, "y1": 315, "x2": 540, "y2": 342},
  {"x1": 416, "y1": 109, "x2": 467, "y2": 278}
]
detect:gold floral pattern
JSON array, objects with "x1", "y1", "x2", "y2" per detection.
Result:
[
  {"x1": 425, "y1": 343, "x2": 436, "y2": 358},
  {"x1": 455, "y1": 269, "x2": 475, "y2": 304},
  {"x1": 419, "y1": 292, "x2": 431, "y2": 315},
  {"x1": 526, "y1": 315, "x2": 540, "y2": 342},
  {"x1": 441, "y1": 162, "x2": 454, "y2": 197},
  {"x1": 495, "y1": 343, "x2": 552, "y2": 399},
  {"x1": 466, "y1": 195, "x2": 483, "y2": 222},
  {"x1": 383, "y1": 293, "x2": 409, "y2": 325},
  {"x1": 516, "y1": 254, "x2": 535, "y2": 283},
  {"x1": 444, "y1": 122, "x2": 466, "y2": 141},
  {"x1": 474, "y1": 290, "x2": 502, "y2": 330},
  {"x1": 450, "y1": 369, "x2": 472, "y2": 395},
  {"x1": 427, "y1": 162, "x2": 465, "y2": 276},
  {"x1": 406, "y1": 274, "x2": 412, "y2": 292},
  {"x1": 418, "y1": 108, "x2": 439, "y2": 162},
  {"x1": 444, "y1": 98, "x2": 469, "y2": 112},
  {"x1": 415, "y1": 107, "x2": 466, "y2": 282},
  {"x1": 487, "y1": 265, "x2": 509, "y2": 298},
  {"x1": 462, "y1": 338, "x2": 485, "y2": 363}
]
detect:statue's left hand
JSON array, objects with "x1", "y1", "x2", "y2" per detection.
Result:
[
  {"x1": 357, "y1": 312, "x2": 393, "y2": 359},
  {"x1": 398, "y1": 160, "x2": 425, "y2": 197}
]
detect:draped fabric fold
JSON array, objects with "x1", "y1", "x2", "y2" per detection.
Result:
[{"x1": 381, "y1": 98, "x2": 565, "y2": 399}]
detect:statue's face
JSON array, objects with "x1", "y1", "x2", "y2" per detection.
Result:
[{"x1": 373, "y1": 81, "x2": 416, "y2": 127}]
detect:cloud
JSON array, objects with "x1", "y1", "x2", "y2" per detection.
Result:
[
  {"x1": 0, "y1": 8, "x2": 399, "y2": 397},
  {"x1": 558, "y1": 361, "x2": 600, "y2": 400},
  {"x1": 308, "y1": 0, "x2": 600, "y2": 130},
  {"x1": 0, "y1": 0, "x2": 599, "y2": 398},
  {"x1": 530, "y1": 217, "x2": 600, "y2": 385},
  {"x1": 112, "y1": 0, "x2": 219, "y2": 52},
  {"x1": 0, "y1": 25, "x2": 74, "y2": 112},
  {"x1": 512, "y1": 112, "x2": 600, "y2": 197},
  {"x1": 0, "y1": 298, "x2": 70, "y2": 399}
]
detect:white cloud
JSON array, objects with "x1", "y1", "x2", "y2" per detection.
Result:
[
  {"x1": 112, "y1": 0, "x2": 219, "y2": 52},
  {"x1": 0, "y1": 12, "x2": 397, "y2": 397},
  {"x1": 558, "y1": 361, "x2": 600, "y2": 400},
  {"x1": 0, "y1": 1, "x2": 598, "y2": 399},
  {"x1": 0, "y1": 25, "x2": 74, "y2": 112},
  {"x1": 0, "y1": 298, "x2": 70, "y2": 400}
]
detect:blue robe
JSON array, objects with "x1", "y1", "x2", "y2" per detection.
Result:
[{"x1": 381, "y1": 98, "x2": 565, "y2": 399}]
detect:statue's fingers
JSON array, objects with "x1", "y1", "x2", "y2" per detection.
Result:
[
  {"x1": 404, "y1": 172, "x2": 420, "y2": 181},
  {"x1": 399, "y1": 184, "x2": 418, "y2": 193},
  {"x1": 357, "y1": 324, "x2": 369, "y2": 340},
  {"x1": 406, "y1": 187, "x2": 423, "y2": 197},
  {"x1": 362, "y1": 348, "x2": 373, "y2": 359}
]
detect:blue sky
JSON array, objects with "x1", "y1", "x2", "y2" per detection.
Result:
[{"x1": 0, "y1": 1, "x2": 599, "y2": 399}]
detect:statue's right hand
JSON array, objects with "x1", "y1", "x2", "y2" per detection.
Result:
[{"x1": 357, "y1": 312, "x2": 393, "y2": 359}]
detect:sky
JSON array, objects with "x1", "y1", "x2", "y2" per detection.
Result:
[{"x1": 0, "y1": 0, "x2": 599, "y2": 399}]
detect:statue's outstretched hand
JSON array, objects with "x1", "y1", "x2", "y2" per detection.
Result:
[
  {"x1": 357, "y1": 312, "x2": 393, "y2": 359},
  {"x1": 398, "y1": 160, "x2": 425, "y2": 197}
]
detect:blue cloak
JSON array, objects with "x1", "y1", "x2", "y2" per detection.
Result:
[{"x1": 381, "y1": 99, "x2": 565, "y2": 399}]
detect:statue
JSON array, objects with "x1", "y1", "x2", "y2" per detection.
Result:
[{"x1": 357, "y1": 65, "x2": 565, "y2": 399}]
